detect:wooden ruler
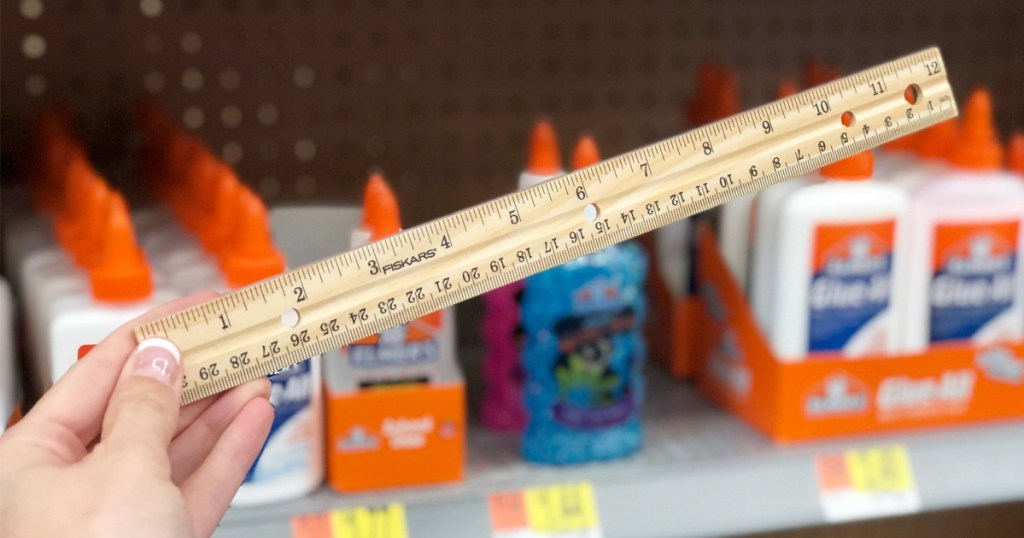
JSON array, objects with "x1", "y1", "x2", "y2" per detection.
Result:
[{"x1": 136, "y1": 47, "x2": 957, "y2": 405}]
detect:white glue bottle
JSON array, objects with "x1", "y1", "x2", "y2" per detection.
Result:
[
  {"x1": 718, "y1": 79, "x2": 799, "y2": 291},
  {"x1": 766, "y1": 151, "x2": 908, "y2": 361},
  {"x1": 227, "y1": 188, "x2": 324, "y2": 506},
  {"x1": 904, "y1": 89, "x2": 1024, "y2": 351},
  {"x1": 47, "y1": 193, "x2": 178, "y2": 383},
  {"x1": 887, "y1": 119, "x2": 957, "y2": 193},
  {"x1": 748, "y1": 172, "x2": 817, "y2": 335}
]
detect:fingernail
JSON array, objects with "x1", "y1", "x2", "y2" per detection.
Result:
[{"x1": 134, "y1": 338, "x2": 181, "y2": 385}]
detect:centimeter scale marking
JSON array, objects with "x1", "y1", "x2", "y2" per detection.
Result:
[{"x1": 136, "y1": 47, "x2": 958, "y2": 405}]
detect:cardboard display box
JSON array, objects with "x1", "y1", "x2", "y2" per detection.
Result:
[{"x1": 690, "y1": 223, "x2": 1024, "y2": 443}]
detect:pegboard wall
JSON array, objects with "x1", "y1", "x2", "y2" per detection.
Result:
[{"x1": 2, "y1": 0, "x2": 1023, "y2": 225}]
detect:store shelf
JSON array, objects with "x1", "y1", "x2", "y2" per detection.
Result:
[{"x1": 215, "y1": 370, "x2": 1024, "y2": 538}]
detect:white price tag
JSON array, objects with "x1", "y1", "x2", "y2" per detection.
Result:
[
  {"x1": 489, "y1": 482, "x2": 602, "y2": 538},
  {"x1": 815, "y1": 445, "x2": 921, "y2": 522}
]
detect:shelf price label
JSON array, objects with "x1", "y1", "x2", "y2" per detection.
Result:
[
  {"x1": 815, "y1": 444, "x2": 921, "y2": 523},
  {"x1": 291, "y1": 503, "x2": 408, "y2": 538},
  {"x1": 489, "y1": 481, "x2": 602, "y2": 538}
]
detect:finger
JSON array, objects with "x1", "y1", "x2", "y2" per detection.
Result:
[
  {"x1": 175, "y1": 395, "x2": 218, "y2": 437},
  {"x1": 181, "y1": 397, "x2": 274, "y2": 537},
  {"x1": 99, "y1": 337, "x2": 183, "y2": 470},
  {"x1": 25, "y1": 292, "x2": 219, "y2": 447},
  {"x1": 169, "y1": 378, "x2": 271, "y2": 485}
]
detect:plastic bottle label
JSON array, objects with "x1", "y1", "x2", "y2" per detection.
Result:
[
  {"x1": 808, "y1": 221, "x2": 894, "y2": 352},
  {"x1": 245, "y1": 360, "x2": 314, "y2": 484},
  {"x1": 929, "y1": 221, "x2": 1019, "y2": 342}
]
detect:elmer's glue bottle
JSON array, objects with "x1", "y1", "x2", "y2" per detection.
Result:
[
  {"x1": 481, "y1": 119, "x2": 564, "y2": 432},
  {"x1": 323, "y1": 172, "x2": 448, "y2": 389},
  {"x1": 47, "y1": 193, "x2": 178, "y2": 380},
  {"x1": 765, "y1": 151, "x2": 908, "y2": 360},
  {"x1": 520, "y1": 134, "x2": 648, "y2": 464},
  {"x1": 718, "y1": 79, "x2": 795, "y2": 291},
  {"x1": 904, "y1": 89, "x2": 1024, "y2": 351},
  {"x1": 749, "y1": 169, "x2": 817, "y2": 334},
  {"x1": 228, "y1": 188, "x2": 324, "y2": 506},
  {"x1": 323, "y1": 172, "x2": 454, "y2": 491}
]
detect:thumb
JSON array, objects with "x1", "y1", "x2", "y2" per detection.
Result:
[{"x1": 101, "y1": 338, "x2": 183, "y2": 469}]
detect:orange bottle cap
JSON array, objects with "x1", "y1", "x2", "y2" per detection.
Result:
[
  {"x1": 90, "y1": 193, "x2": 154, "y2": 302},
  {"x1": 362, "y1": 171, "x2": 402, "y2": 241},
  {"x1": 35, "y1": 136, "x2": 82, "y2": 213},
  {"x1": 1007, "y1": 132, "x2": 1024, "y2": 176},
  {"x1": 804, "y1": 57, "x2": 840, "y2": 87},
  {"x1": 571, "y1": 134, "x2": 601, "y2": 171},
  {"x1": 776, "y1": 79, "x2": 800, "y2": 99},
  {"x1": 222, "y1": 188, "x2": 286, "y2": 288},
  {"x1": 526, "y1": 118, "x2": 562, "y2": 175},
  {"x1": 709, "y1": 68, "x2": 741, "y2": 121},
  {"x1": 820, "y1": 151, "x2": 874, "y2": 181},
  {"x1": 73, "y1": 176, "x2": 115, "y2": 269},
  {"x1": 175, "y1": 148, "x2": 221, "y2": 232},
  {"x1": 687, "y1": 62, "x2": 722, "y2": 127},
  {"x1": 948, "y1": 88, "x2": 1003, "y2": 170},
  {"x1": 203, "y1": 168, "x2": 242, "y2": 254},
  {"x1": 914, "y1": 119, "x2": 958, "y2": 161},
  {"x1": 55, "y1": 156, "x2": 104, "y2": 253}
]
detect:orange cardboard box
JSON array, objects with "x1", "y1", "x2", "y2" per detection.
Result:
[
  {"x1": 323, "y1": 308, "x2": 465, "y2": 493},
  {"x1": 692, "y1": 224, "x2": 1024, "y2": 443},
  {"x1": 641, "y1": 231, "x2": 703, "y2": 379},
  {"x1": 324, "y1": 381, "x2": 465, "y2": 492}
]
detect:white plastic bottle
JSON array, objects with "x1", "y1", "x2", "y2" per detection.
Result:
[
  {"x1": 766, "y1": 151, "x2": 908, "y2": 361},
  {"x1": 887, "y1": 120, "x2": 957, "y2": 193},
  {"x1": 748, "y1": 174, "x2": 817, "y2": 334},
  {"x1": 21, "y1": 161, "x2": 113, "y2": 384},
  {"x1": 718, "y1": 80, "x2": 798, "y2": 291},
  {"x1": 904, "y1": 89, "x2": 1024, "y2": 351},
  {"x1": 227, "y1": 188, "x2": 323, "y2": 506},
  {"x1": 47, "y1": 195, "x2": 178, "y2": 384}
]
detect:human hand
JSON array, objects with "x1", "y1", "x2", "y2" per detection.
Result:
[{"x1": 0, "y1": 292, "x2": 275, "y2": 538}]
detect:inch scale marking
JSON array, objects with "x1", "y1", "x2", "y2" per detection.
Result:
[{"x1": 136, "y1": 48, "x2": 958, "y2": 405}]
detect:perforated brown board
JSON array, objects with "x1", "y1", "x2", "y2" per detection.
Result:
[{"x1": 3, "y1": 0, "x2": 1022, "y2": 224}]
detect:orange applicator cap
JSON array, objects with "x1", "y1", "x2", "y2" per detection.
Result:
[
  {"x1": 572, "y1": 134, "x2": 601, "y2": 171},
  {"x1": 526, "y1": 119, "x2": 562, "y2": 175},
  {"x1": 202, "y1": 168, "x2": 242, "y2": 254},
  {"x1": 948, "y1": 88, "x2": 1003, "y2": 171},
  {"x1": 1007, "y1": 132, "x2": 1024, "y2": 176},
  {"x1": 361, "y1": 171, "x2": 402, "y2": 241},
  {"x1": 72, "y1": 175, "x2": 114, "y2": 269},
  {"x1": 686, "y1": 62, "x2": 719, "y2": 127},
  {"x1": 820, "y1": 151, "x2": 874, "y2": 181},
  {"x1": 804, "y1": 57, "x2": 840, "y2": 87},
  {"x1": 914, "y1": 119, "x2": 958, "y2": 161},
  {"x1": 222, "y1": 188, "x2": 286, "y2": 288},
  {"x1": 776, "y1": 79, "x2": 800, "y2": 99},
  {"x1": 709, "y1": 68, "x2": 741, "y2": 122},
  {"x1": 89, "y1": 193, "x2": 154, "y2": 302},
  {"x1": 56, "y1": 156, "x2": 109, "y2": 257}
]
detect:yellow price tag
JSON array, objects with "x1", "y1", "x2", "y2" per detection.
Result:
[
  {"x1": 845, "y1": 445, "x2": 915, "y2": 493},
  {"x1": 328, "y1": 503, "x2": 408, "y2": 538},
  {"x1": 523, "y1": 482, "x2": 600, "y2": 532}
]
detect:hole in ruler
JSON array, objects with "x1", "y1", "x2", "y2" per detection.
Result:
[
  {"x1": 281, "y1": 308, "x2": 300, "y2": 328},
  {"x1": 905, "y1": 84, "x2": 921, "y2": 105},
  {"x1": 840, "y1": 111, "x2": 855, "y2": 128},
  {"x1": 583, "y1": 203, "x2": 600, "y2": 222}
]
